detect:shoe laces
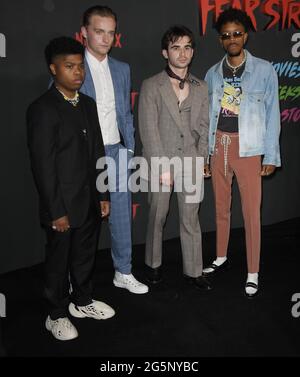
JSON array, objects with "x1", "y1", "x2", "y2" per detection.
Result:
[{"x1": 123, "y1": 274, "x2": 142, "y2": 287}]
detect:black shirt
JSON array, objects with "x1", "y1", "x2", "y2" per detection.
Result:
[{"x1": 217, "y1": 60, "x2": 245, "y2": 133}]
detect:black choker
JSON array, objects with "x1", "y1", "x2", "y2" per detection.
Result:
[{"x1": 165, "y1": 66, "x2": 189, "y2": 89}]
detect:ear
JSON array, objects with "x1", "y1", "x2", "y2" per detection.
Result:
[
  {"x1": 162, "y1": 49, "x2": 168, "y2": 60},
  {"x1": 49, "y1": 63, "x2": 56, "y2": 76},
  {"x1": 243, "y1": 32, "x2": 248, "y2": 45},
  {"x1": 81, "y1": 26, "x2": 87, "y2": 39}
]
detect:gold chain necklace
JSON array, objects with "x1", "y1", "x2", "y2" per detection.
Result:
[{"x1": 56, "y1": 88, "x2": 80, "y2": 107}]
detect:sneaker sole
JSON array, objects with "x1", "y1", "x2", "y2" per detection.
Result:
[
  {"x1": 45, "y1": 319, "x2": 52, "y2": 331},
  {"x1": 113, "y1": 279, "x2": 149, "y2": 294}
]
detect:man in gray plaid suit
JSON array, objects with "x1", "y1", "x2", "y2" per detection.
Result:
[{"x1": 138, "y1": 25, "x2": 211, "y2": 290}]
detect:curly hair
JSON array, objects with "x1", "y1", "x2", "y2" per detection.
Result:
[
  {"x1": 44, "y1": 36, "x2": 84, "y2": 66},
  {"x1": 214, "y1": 7, "x2": 252, "y2": 33}
]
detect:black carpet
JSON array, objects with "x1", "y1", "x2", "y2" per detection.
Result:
[{"x1": 0, "y1": 218, "x2": 300, "y2": 357}]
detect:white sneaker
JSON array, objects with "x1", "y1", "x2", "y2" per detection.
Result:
[
  {"x1": 68, "y1": 300, "x2": 115, "y2": 320},
  {"x1": 113, "y1": 272, "x2": 149, "y2": 294},
  {"x1": 45, "y1": 316, "x2": 78, "y2": 341}
]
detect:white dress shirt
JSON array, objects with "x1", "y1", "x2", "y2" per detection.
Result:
[{"x1": 85, "y1": 50, "x2": 120, "y2": 146}]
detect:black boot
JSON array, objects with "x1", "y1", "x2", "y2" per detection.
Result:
[
  {"x1": 146, "y1": 266, "x2": 162, "y2": 284},
  {"x1": 184, "y1": 275, "x2": 212, "y2": 290}
]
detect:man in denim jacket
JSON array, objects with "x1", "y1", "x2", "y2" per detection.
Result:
[{"x1": 203, "y1": 8, "x2": 281, "y2": 298}]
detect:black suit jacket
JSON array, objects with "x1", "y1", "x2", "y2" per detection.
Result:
[{"x1": 27, "y1": 85, "x2": 109, "y2": 227}]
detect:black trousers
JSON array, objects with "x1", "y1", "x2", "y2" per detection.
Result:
[{"x1": 44, "y1": 207, "x2": 100, "y2": 320}]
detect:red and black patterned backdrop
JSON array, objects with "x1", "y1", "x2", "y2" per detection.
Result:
[{"x1": 0, "y1": 0, "x2": 299, "y2": 273}]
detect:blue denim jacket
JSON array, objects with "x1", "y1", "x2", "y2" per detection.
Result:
[{"x1": 205, "y1": 50, "x2": 281, "y2": 166}]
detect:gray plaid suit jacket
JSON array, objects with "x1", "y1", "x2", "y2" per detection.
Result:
[{"x1": 138, "y1": 70, "x2": 209, "y2": 178}]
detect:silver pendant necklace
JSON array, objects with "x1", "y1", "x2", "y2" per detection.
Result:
[{"x1": 225, "y1": 53, "x2": 246, "y2": 75}]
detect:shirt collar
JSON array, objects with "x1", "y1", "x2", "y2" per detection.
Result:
[{"x1": 85, "y1": 49, "x2": 109, "y2": 70}]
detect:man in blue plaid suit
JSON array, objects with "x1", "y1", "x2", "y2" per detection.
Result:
[{"x1": 80, "y1": 5, "x2": 148, "y2": 294}]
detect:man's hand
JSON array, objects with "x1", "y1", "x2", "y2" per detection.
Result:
[
  {"x1": 52, "y1": 215, "x2": 70, "y2": 232},
  {"x1": 100, "y1": 201, "x2": 110, "y2": 218},
  {"x1": 127, "y1": 149, "x2": 136, "y2": 169},
  {"x1": 160, "y1": 171, "x2": 173, "y2": 187},
  {"x1": 261, "y1": 164, "x2": 276, "y2": 176},
  {"x1": 204, "y1": 164, "x2": 211, "y2": 178}
]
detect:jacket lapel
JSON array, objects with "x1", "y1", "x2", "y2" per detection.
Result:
[
  {"x1": 189, "y1": 79, "x2": 201, "y2": 130},
  {"x1": 79, "y1": 98, "x2": 93, "y2": 159},
  {"x1": 158, "y1": 71, "x2": 183, "y2": 132},
  {"x1": 83, "y1": 59, "x2": 96, "y2": 101},
  {"x1": 50, "y1": 86, "x2": 93, "y2": 158},
  {"x1": 108, "y1": 57, "x2": 122, "y2": 114},
  {"x1": 49, "y1": 85, "x2": 69, "y2": 116}
]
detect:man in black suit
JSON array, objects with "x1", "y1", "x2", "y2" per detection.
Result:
[{"x1": 27, "y1": 37, "x2": 114, "y2": 341}]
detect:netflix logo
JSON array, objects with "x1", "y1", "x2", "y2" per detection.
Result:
[{"x1": 74, "y1": 31, "x2": 123, "y2": 48}]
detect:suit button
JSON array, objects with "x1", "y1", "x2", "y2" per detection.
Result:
[
  {"x1": 180, "y1": 134, "x2": 183, "y2": 138},
  {"x1": 212, "y1": 132, "x2": 215, "y2": 135},
  {"x1": 178, "y1": 148, "x2": 182, "y2": 151}
]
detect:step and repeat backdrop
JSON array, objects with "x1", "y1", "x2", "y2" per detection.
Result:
[{"x1": 0, "y1": 0, "x2": 299, "y2": 273}]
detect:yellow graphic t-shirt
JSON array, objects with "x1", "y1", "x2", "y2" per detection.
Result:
[{"x1": 217, "y1": 61, "x2": 245, "y2": 133}]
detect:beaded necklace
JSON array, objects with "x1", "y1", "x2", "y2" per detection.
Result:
[{"x1": 56, "y1": 87, "x2": 79, "y2": 106}]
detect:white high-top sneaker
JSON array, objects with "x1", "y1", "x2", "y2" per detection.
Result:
[{"x1": 113, "y1": 272, "x2": 149, "y2": 294}]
